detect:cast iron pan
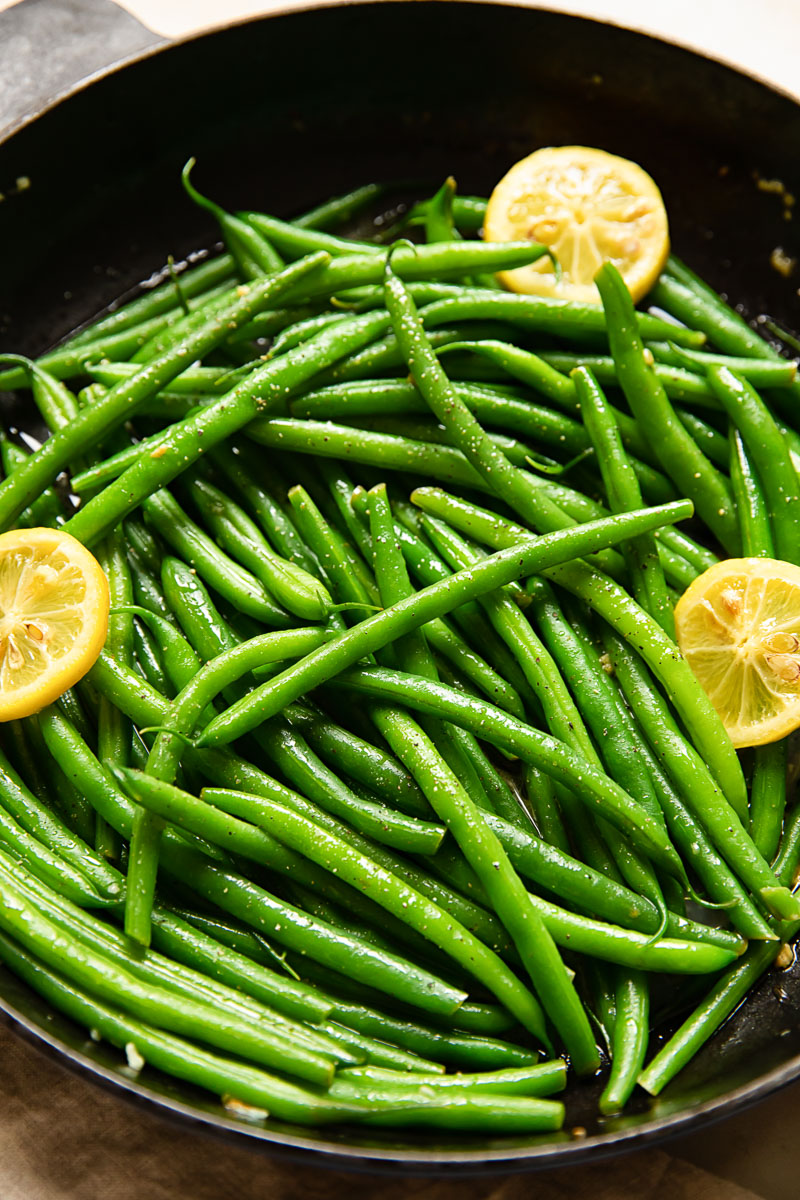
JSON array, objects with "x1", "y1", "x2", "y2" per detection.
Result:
[{"x1": 2, "y1": 0, "x2": 800, "y2": 1173}]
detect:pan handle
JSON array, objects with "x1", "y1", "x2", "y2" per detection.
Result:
[{"x1": 0, "y1": 0, "x2": 164, "y2": 136}]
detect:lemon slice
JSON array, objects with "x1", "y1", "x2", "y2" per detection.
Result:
[
  {"x1": 0, "y1": 527, "x2": 109, "y2": 720},
  {"x1": 674, "y1": 558, "x2": 800, "y2": 748},
  {"x1": 484, "y1": 145, "x2": 670, "y2": 304}
]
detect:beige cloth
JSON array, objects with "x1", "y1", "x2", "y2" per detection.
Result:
[{"x1": 0, "y1": 1024, "x2": 765, "y2": 1200}]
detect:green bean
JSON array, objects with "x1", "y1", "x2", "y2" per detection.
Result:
[
  {"x1": 196, "y1": 498, "x2": 693, "y2": 750},
  {"x1": 380, "y1": 497, "x2": 546, "y2": 713},
  {"x1": 772, "y1": 804, "x2": 800, "y2": 886},
  {"x1": 186, "y1": 476, "x2": 332, "y2": 621},
  {"x1": 0, "y1": 318, "x2": 172, "y2": 392},
  {"x1": 7, "y1": 857, "x2": 354, "y2": 1067},
  {"x1": 315, "y1": 1019, "x2": 443, "y2": 1074},
  {"x1": 648, "y1": 340, "x2": 798, "y2": 388},
  {"x1": 749, "y1": 741, "x2": 788, "y2": 866},
  {"x1": 119, "y1": 771, "x2": 441, "y2": 967},
  {"x1": 0, "y1": 437, "x2": 63, "y2": 528},
  {"x1": 483, "y1": 812, "x2": 741, "y2": 952},
  {"x1": 727, "y1": 428, "x2": 787, "y2": 863},
  {"x1": 524, "y1": 767, "x2": 570, "y2": 854},
  {"x1": 166, "y1": 838, "x2": 468, "y2": 1018},
  {"x1": 285, "y1": 483, "x2": 379, "y2": 608},
  {"x1": 294, "y1": 182, "x2": 386, "y2": 231},
  {"x1": 409, "y1": 487, "x2": 748, "y2": 822},
  {"x1": 160, "y1": 561, "x2": 445, "y2": 856},
  {"x1": 0, "y1": 779, "x2": 109, "y2": 907},
  {"x1": 266, "y1": 720, "x2": 447, "y2": 854},
  {"x1": 249, "y1": 415, "x2": 499, "y2": 492},
  {"x1": 708, "y1": 365, "x2": 800, "y2": 562},
  {"x1": 44, "y1": 701, "x2": 468, "y2": 1018},
  {"x1": 595, "y1": 263, "x2": 738, "y2": 554},
  {"x1": 590, "y1": 629, "x2": 772, "y2": 941},
  {"x1": 112, "y1": 588, "x2": 510, "y2": 955},
  {"x1": 0, "y1": 740, "x2": 120, "y2": 894},
  {"x1": 332, "y1": 664, "x2": 685, "y2": 884},
  {"x1": 657, "y1": 256, "x2": 791, "y2": 359},
  {"x1": 242, "y1": 208, "x2": 385, "y2": 259},
  {"x1": 574, "y1": 365, "x2": 673, "y2": 636},
  {"x1": 312, "y1": 991, "x2": 537, "y2": 1068},
  {"x1": 384, "y1": 195, "x2": 487, "y2": 239},
  {"x1": 410, "y1": 285, "x2": 706, "y2": 347},
  {"x1": 95, "y1": 537, "x2": 131, "y2": 857},
  {"x1": 383, "y1": 265, "x2": 630, "y2": 580},
  {"x1": 132, "y1": 618, "x2": 171, "y2": 694},
  {"x1": 142, "y1": 488, "x2": 292, "y2": 626},
  {"x1": 243, "y1": 235, "x2": 549, "y2": 304},
  {"x1": 85, "y1": 359, "x2": 253, "y2": 395},
  {"x1": 339, "y1": 1061, "x2": 566, "y2": 1096},
  {"x1": 437, "y1": 339, "x2": 579, "y2": 409},
  {"x1": 290, "y1": 377, "x2": 590, "y2": 453},
  {"x1": 675, "y1": 407, "x2": 730, "y2": 469},
  {"x1": 0, "y1": 859, "x2": 339, "y2": 1085},
  {"x1": 119, "y1": 603, "x2": 202, "y2": 693},
  {"x1": 599, "y1": 969, "x2": 649, "y2": 1114},
  {"x1": 337, "y1": 477, "x2": 527, "y2": 720},
  {"x1": 284, "y1": 703, "x2": 428, "y2": 816},
  {"x1": 152, "y1": 909, "x2": 318, "y2": 1023},
  {"x1": 125, "y1": 283, "x2": 252, "y2": 364},
  {"x1": 70, "y1": 413, "x2": 207, "y2": 494},
  {"x1": 150, "y1": 603, "x2": 445, "y2": 857},
  {"x1": 524, "y1": 580, "x2": 669, "y2": 913},
  {"x1": 540, "y1": 349, "x2": 722, "y2": 408},
  {"x1": 730, "y1": 429, "x2": 775, "y2": 558},
  {"x1": 515, "y1": 892, "x2": 735, "y2": 974},
  {"x1": 598, "y1": 630, "x2": 795, "y2": 925}
]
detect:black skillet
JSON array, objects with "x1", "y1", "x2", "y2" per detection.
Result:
[{"x1": 2, "y1": 0, "x2": 800, "y2": 1174}]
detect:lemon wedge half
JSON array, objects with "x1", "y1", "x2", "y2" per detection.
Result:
[
  {"x1": 0, "y1": 527, "x2": 109, "y2": 721},
  {"x1": 675, "y1": 557, "x2": 800, "y2": 748},
  {"x1": 484, "y1": 145, "x2": 670, "y2": 304}
]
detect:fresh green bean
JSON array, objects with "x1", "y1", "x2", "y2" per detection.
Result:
[
  {"x1": 574, "y1": 365, "x2": 673, "y2": 636},
  {"x1": 595, "y1": 263, "x2": 738, "y2": 554},
  {"x1": 182, "y1": 160, "x2": 284, "y2": 276},
  {"x1": 708, "y1": 365, "x2": 800, "y2": 562},
  {"x1": 186, "y1": 475, "x2": 332, "y2": 620}
]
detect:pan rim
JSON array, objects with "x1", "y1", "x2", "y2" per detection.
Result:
[{"x1": 2, "y1": 0, "x2": 800, "y2": 146}]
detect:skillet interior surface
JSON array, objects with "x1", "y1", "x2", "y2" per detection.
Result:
[{"x1": 1, "y1": 0, "x2": 800, "y2": 1171}]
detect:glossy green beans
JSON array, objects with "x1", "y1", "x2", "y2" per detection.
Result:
[
  {"x1": 0, "y1": 253, "x2": 331, "y2": 531},
  {"x1": 408, "y1": 486, "x2": 748, "y2": 821},
  {"x1": 595, "y1": 262, "x2": 738, "y2": 554},
  {"x1": 196, "y1": 499, "x2": 693, "y2": 748}
]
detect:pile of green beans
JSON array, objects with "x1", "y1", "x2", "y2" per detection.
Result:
[{"x1": 1, "y1": 164, "x2": 800, "y2": 1137}]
